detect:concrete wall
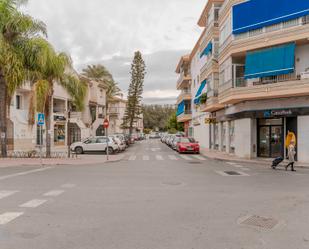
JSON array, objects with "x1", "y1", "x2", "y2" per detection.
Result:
[
  {"x1": 234, "y1": 118, "x2": 252, "y2": 158},
  {"x1": 193, "y1": 122, "x2": 210, "y2": 149},
  {"x1": 298, "y1": 115, "x2": 309, "y2": 163}
]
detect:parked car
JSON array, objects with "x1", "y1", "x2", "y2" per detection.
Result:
[
  {"x1": 176, "y1": 137, "x2": 200, "y2": 154},
  {"x1": 109, "y1": 135, "x2": 126, "y2": 152},
  {"x1": 70, "y1": 136, "x2": 119, "y2": 154},
  {"x1": 149, "y1": 132, "x2": 160, "y2": 139}
]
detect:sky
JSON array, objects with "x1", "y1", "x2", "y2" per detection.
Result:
[{"x1": 24, "y1": 0, "x2": 206, "y2": 104}]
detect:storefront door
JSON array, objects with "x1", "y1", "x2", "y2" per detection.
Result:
[{"x1": 258, "y1": 119, "x2": 284, "y2": 158}]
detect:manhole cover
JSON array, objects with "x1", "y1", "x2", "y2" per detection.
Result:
[
  {"x1": 241, "y1": 215, "x2": 278, "y2": 229},
  {"x1": 224, "y1": 171, "x2": 242, "y2": 176}
]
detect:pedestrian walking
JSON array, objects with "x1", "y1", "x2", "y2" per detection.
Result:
[{"x1": 286, "y1": 141, "x2": 296, "y2": 172}]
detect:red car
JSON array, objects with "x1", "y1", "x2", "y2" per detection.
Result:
[{"x1": 176, "y1": 137, "x2": 200, "y2": 154}]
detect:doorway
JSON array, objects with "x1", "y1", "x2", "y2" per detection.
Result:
[{"x1": 258, "y1": 118, "x2": 284, "y2": 158}]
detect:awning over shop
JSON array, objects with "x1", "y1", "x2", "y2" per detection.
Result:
[
  {"x1": 194, "y1": 80, "x2": 207, "y2": 105},
  {"x1": 200, "y1": 42, "x2": 213, "y2": 58},
  {"x1": 244, "y1": 43, "x2": 295, "y2": 79},
  {"x1": 177, "y1": 101, "x2": 185, "y2": 116}
]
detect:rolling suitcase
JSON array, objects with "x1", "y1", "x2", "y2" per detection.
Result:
[{"x1": 271, "y1": 157, "x2": 284, "y2": 169}]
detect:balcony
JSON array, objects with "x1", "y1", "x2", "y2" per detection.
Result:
[
  {"x1": 219, "y1": 73, "x2": 309, "y2": 105},
  {"x1": 108, "y1": 107, "x2": 120, "y2": 116},
  {"x1": 176, "y1": 89, "x2": 191, "y2": 104},
  {"x1": 70, "y1": 112, "x2": 82, "y2": 119},
  {"x1": 200, "y1": 90, "x2": 224, "y2": 112},
  {"x1": 177, "y1": 71, "x2": 191, "y2": 90},
  {"x1": 177, "y1": 110, "x2": 192, "y2": 123}
]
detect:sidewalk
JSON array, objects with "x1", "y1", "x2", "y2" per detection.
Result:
[
  {"x1": 200, "y1": 148, "x2": 309, "y2": 169},
  {"x1": 0, "y1": 154, "x2": 125, "y2": 167}
]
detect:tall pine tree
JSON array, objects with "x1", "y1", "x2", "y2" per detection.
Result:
[{"x1": 122, "y1": 51, "x2": 146, "y2": 135}]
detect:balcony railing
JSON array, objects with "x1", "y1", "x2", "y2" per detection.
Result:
[
  {"x1": 177, "y1": 71, "x2": 191, "y2": 88},
  {"x1": 108, "y1": 107, "x2": 120, "y2": 114},
  {"x1": 70, "y1": 112, "x2": 82, "y2": 119}
]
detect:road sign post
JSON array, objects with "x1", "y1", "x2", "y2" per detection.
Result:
[
  {"x1": 37, "y1": 113, "x2": 45, "y2": 166},
  {"x1": 103, "y1": 119, "x2": 110, "y2": 161}
]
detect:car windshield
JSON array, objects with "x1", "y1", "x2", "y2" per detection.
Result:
[{"x1": 180, "y1": 137, "x2": 195, "y2": 143}]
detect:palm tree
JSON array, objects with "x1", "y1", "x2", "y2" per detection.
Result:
[
  {"x1": 82, "y1": 64, "x2": 121, "y2": 116},
  {"x1": 28, "y1": 44, "x2": 87, "y2": 157},
  {"x1": 0, "y1": 0, "x2": 47, "y2": 157}
]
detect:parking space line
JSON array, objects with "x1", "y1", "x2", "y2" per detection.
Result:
[
  {"x1": 20, "y1": 199, "x2": 47, "y2": 208},
  {"x1": 0, "y1": 212, "x2": 24, "y2": 225},
  {"x1": 0, "y1": 191, "x2": 18, "y2": 200},
  {"x1": 43, "y1": 190, "x2": 65, "y2": 197}
]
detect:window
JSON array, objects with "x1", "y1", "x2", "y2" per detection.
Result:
[
  {"x1": 97, "y1": 137, "x2": 108, "y2": 143},
  {"x1": 16, "y1": 95, "x2": 21, "y2": 110},
  {"x1": 84, "y1": 138, "x2": 97, "y2": 144}
]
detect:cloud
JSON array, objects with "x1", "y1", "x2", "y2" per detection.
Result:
[{"x1": 24, "y1": 0, "x2": 206, "y2": 104}]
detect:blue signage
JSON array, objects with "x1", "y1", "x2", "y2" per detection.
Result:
[{"x1": 37, "y1": 113, "x2": 45, "y2": 126}]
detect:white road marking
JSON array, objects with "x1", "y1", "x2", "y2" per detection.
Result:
[
  {"x1": 168, "y1": 155, "x2": 178, "y2": 160},
  {"x1": 128, "y1": 155, "x2": 136, "y2": 161},
  {"x1": 227, "y1": 162, "x2": 237, "y2": 166},
  {"x1": 180, "y1": 155, "x2": 191, "y2": 160},
  {"x1": 143, "y1": 155, "x2": 150, "y2": 161},
  {"x1": 0, "y1": 167, "x2": 53, "y2": 181},
  {"x1": 0, "y1": 212, "x2": 24, "y2": 225},
  {"x1": 192, "y1": 155, "x2": 206, "y2": 161},
  {"x1": 156, "y1": 155, "x2": 164, "y2": 161},
  {"x1": 61, "y1": 184, "x2": 76, "y2": 188},
  {"x1": 0, "y1": 191, "x2": 18, "y2": 200},
  {"x1": 241, "y1": 168, "x2": 251, "y2": 171},
  {"x1": 20, "y1": 199, "x2": 47, "y2": 208},
  {"x1": 43, "y1": 190, "x2": 65, "y2": 197}
]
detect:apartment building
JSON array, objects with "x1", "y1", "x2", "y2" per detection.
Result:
[
  {"x1": 176, "y1": 0, "x2": 309, "y2": 162},
  {"x1": 9, "y1": 78, "x2": 108, "y2": 153},
  {"x1": 107, "y1": 96, "x2": 127, "y2": 134}
]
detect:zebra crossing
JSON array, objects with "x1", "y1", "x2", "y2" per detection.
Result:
[
  {"x1": 0, "y1": 183, "x2": 76, "y2": 226},
  {"x1": 123, "y1": 154, "x2": 208, "y2": 162}
]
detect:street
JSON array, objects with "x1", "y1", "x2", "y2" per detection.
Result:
[{"x1": 0, "y1": 139, "x2": 309, "y2": 249}]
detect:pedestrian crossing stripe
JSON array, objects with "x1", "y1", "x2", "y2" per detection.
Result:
[{"x1": 125, "y1": 154, "x2": 207, "y2": 161}]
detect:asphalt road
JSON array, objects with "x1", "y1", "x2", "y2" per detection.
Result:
[{"x1": 0, "y1": 139, "x2": 309, "y2": 249}]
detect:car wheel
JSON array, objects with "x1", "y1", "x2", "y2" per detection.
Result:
[
  {"x1": 106, "y1": 147, "x2": 114, "y2": 155},
  {"x1": 75, "y1": 147, "x2": 83, "y2": 154}
]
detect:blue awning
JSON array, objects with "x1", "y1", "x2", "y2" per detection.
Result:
[
  {"x1": 177, "y1": 101, "x2": 185, "y2": 116},
  {"x1": 244, "y1": 43, "x2": 295, "y2": 79},
  {"x1": 194, "y1": 80, "x2": 207, "y2": 105},
  {"x1": 200, "y1": 42, "x2": 213, "y2": 58},
  {"x1": 233, "y1": 0, "x2": 309, "y2": 34}
]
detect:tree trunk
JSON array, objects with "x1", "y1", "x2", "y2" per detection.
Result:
[
  {"x1": 0, "y1": 69, "x2": 8, "y2": 157},
  {"x1": 45, "y1": 94, "x2": 52, "y2": 158}
]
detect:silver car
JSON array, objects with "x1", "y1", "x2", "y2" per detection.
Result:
[{"x1": 70, "y1": 136, "x2": 119, "y2": 154}]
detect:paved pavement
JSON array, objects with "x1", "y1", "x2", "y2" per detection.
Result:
[{"x1": 0, "y1": 139, "x2": 308, "y2": 249}]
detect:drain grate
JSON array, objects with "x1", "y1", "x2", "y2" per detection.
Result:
[
  {"x1": 241, "y1": 215, "x2": 278, "y2": 229},
  {"x1": 224, "y1": 171, "x2": 242, "y2": 176}
]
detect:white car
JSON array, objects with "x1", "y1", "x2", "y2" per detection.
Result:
[
  {"x1": 109, "y1": 135, "x2": 126, "y2": 152},
  {"x1": 70, "y1": 136, "x2": 119, "y2": 154}
]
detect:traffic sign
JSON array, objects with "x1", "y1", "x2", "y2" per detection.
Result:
[
  {"x1": 37, "y1": 113, "x2": 45, "y2": 126},
  {"x1": 103, "y1": 119, "x2": 109, "y2": 129}
]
